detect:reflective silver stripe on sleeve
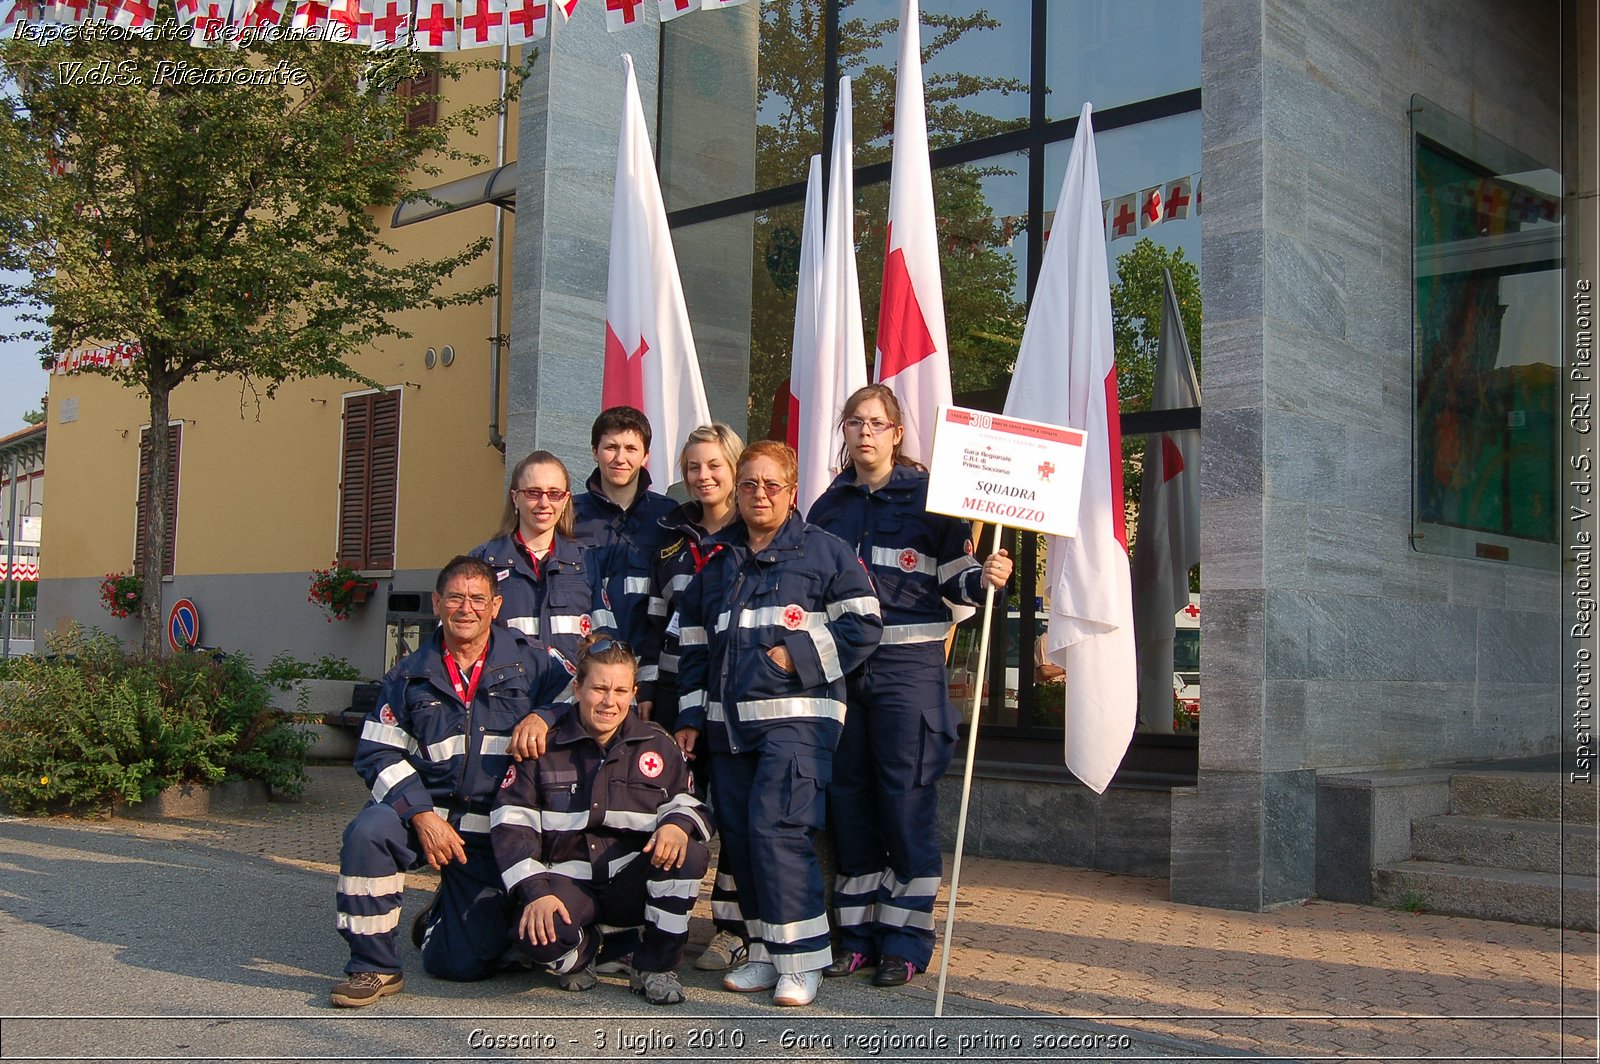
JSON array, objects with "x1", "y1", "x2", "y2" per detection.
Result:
[
  {"x1": 592, "y1": 608, "x2": 618, "y2": 629},
  {"x1": 735, "y1": 697, "x2": 846, "y2": 723},
  {"x1": 711, "y1": 899, "x2": 742, "y2": 921},
  {"x1": 501, "y1": 856, "x2": 547, "y2": 891},
  {"x1": 637, "y1": 664, "x2": 660, "y2": 683},
  {"x1": 826, "y1": 595, "x2": 882, "y2": 620},
  {"x1": 490, "y1": 805, "x2": 539, "y2": 829},
  {"x1": 832, "y1": 904, "x2": 875, "y2": 927},
  {"x1": 602, "y1": 808, "x2": 658, "y2": 833},
  {"x1": 505, "y1": 616, "x2": 539, "y2": 636},
  {"x1": 457, "y1": 813, "x2": 491, "y2": 835},
  {"x1": 540, "y1": 809, "x2": 591, "y2": 833},
  {"x1": 479, "y1": 735, "x2": 511, "y2": 756},
  {"x1": 657, "y1": 793, "x2": 710, "y2": 838},
  {"x1": 360, "y1": 721, "x2": 418, "y2": 753},
  {"x1": 809, "y1": 624, "x2": 842, "y2": 682},
  {"x1": 713, "y1": 610, "x2": 731, "y2": 633},
  {"x1": 336, "y1": 911, "x2": 401, "y2": 935},
  {"x1": 880, "y1": 622, "x2": 952, "y2": 645},
  {"x1": 939, "y1": 556, "x2": 980, "y2": 583},
  {"x1": 548, "y1": 859, "x2": 595, "y2": 881},
  {"x1": 426, "y1": 735, "x2": 466, "y2": 762},
  {"x1": 706, "y1": 701, "x2": 726, "y2": 722},
  {"x1": 647, "y1": 596, "x2": 670, "y2": 617},
  {"x1": 668, "y1": 573, "x2": 692, "y2": 594},
  {"x1": 741, "y1": 604, "x2": 817, "y2": 629},
  {"x1": 547, "y1": 615, "x2": 592, "y2": 634},
  {"x1": 371, "y1": 761, "x2": 416, "y2": 802},
  {"x1": 759, "y1": 913, "x2": 831, "y2": 944},
  {"x1": 870, "y1": 545, "x2": 936, "y2": 576},
  {"x1": 679, "y1": 626, "x2": 708, "y2": 646},
  {"x1": 658, "y1": 652, "x2": 679, "y2": 672},
  {"x1": 645, "y1": 876, "x2": 701, "y2": 901},
  {"x1": 336, "y1": 873, "x2": 406, "y2": 897},
  {"x1": 679, "y1": 689, "x2": 706, "y2": 711},
  {"x1": 624, "y1": 576, "x2": 650, "y2": 595}
]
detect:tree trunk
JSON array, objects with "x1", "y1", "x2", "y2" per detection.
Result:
[{"x1": 139, "y1": 383, "x2": 170, "y2": 657}]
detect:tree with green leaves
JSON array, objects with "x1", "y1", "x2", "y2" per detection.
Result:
[{"x1": 0, "y1": 33, "x2": 523, "y2": 654}]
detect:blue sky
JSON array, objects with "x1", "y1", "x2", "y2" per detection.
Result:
[{"x1": 0, "y1": 277, "x2": 47, "y2": 437}]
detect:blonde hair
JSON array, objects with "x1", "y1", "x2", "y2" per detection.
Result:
[
  {"x1": 497, "y1": 451, "x2": 576, "y2": 539},
  {"x1": 678, "y1": 422, "x2": 745, "y2": 478}
]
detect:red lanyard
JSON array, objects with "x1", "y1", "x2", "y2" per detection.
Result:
[
  {"x1": 688, "y1": 540, "x2": 723, "y2": 573},
  {"x1": 443, "y1": 648, "x2": 486, "y2": 706},
  {"x1": 515, "y1": 530, "x2": 549, "y2": 578}
]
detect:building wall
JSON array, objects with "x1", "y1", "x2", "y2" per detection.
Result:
[
  {"x1": 35, "y1": 59, "x2": 518, "y2": 677},
  {"x1": 1171, "y1": 0, "x2": 1567, "y2": 910}
]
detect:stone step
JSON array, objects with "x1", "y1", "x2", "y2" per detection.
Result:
[
  {"x1": 1449, "y1": 773, "x2": 1597, "y2": 825},
  {"x1": 1373, "y1": 860, "x2": 1597, "y2": 931},
  {"x1": 1412, "y1": 815, "x2": 1597, "y2": 876}
]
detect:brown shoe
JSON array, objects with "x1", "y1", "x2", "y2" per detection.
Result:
[{"x1": 330, "y1": 970, "x2": 404, "y2": 1007}]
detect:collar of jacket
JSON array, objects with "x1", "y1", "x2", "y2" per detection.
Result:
[
  {"x1": 584, "y1": 465, "x2": 656, "y2": 518},
  {"x1": 548, "y1": 703, "x2": 656, "y2": 749},
  {"x1": 712, "y1": 509, "x2": 807, "y2": 562},
  {"x1": 479, "y1": 532, "x2": 586, "y2": 578},
  {"x1": 658, "y1": 499, "x2": 709, "y2": 540},
  {"x1": 395, "y1": 626, "x2": 523, "y2": 686},
  {"x1": 827, "y1": 463, "x2": 924, "y2": 499}
]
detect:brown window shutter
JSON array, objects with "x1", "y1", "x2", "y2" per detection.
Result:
[
  {"x1": 397, "y1": 66, "x2": 439, "y2": 129},
  {"x1": 135, "y1": 423, "x2": 181, "y2": 578},
  {"x1": 338, "y1": 390, "x2": 400, "y2": 571}
]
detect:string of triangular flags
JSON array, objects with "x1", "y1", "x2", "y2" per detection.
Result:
[
  {"x1": 0, "y1": 559, "x2": 41, "y2": 581},
  {"x1": 0, "y1": 0, "x2": 747, "y2": 49}
]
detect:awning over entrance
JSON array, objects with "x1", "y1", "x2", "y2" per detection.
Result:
[{"x1": 390, "y1": 162, "x2": 517, "y2": 228}]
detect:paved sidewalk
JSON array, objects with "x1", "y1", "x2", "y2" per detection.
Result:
[{"x1": 14, "y1": 766, "x2": 1599, "y2": 1061}]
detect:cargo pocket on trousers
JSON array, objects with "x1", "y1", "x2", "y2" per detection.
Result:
[
  {"x1": 778, "y1": 752, "x2": 832, "y2": 830},
  {"x1": 918, "y1": 697, "x2": 959, "y2": 787}
]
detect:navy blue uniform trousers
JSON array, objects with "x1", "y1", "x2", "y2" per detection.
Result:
[
  {"x1": 827, "y1": 643, "x2": 956, "y2": 970},
  {"x1": 336, "y1": 802, "x2": 511, "y2": 980}
]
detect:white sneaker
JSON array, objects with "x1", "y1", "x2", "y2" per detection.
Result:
[
  {"x1": 772, "y1": 969, "x2": 821, "y2": 1007},
  {"x1": 721, "y1": 960, "x2": 779, "y2": 993}
]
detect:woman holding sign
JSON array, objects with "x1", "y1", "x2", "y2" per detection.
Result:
[{"x1": 806, "y1": 384, "x2": 1012, "y2": 987}]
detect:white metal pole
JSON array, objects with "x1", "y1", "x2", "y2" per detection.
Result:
[{"x1": 934, "y1": 519, "x2": 1006, "y2": 1016}]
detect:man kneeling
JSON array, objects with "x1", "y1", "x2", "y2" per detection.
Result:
[
  {"x1": 330, "y1": 556, "x2": 571, "y2": 1007},
  {"x1": 491, "y1": 637, "x2": 713, "y2": 1005}
]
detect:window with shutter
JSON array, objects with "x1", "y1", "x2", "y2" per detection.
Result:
[
  {"x1": 338, "y1": 389, "x2": 400, "y2": 571},
  {"x1": 396, "y1": 65, "x2": 439, "y2": 129},
  {"x1": 135, "y1": 423, "x2": 181, "y2": 578}
]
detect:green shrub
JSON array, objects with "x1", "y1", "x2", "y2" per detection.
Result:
[
  {"x1": 0, "y1": 626, "x2": 312, "y2": 813},
  {"x1": 261, "y1": 652, "x2": 365, "y2": 685}
]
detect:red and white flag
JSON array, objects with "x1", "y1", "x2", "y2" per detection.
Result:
[
  {"x1": 237, "y1": 0, "x2": 286, "y2": 29},
  {"x1": 656, "y1": 0, "x2": 692, "y2": 20},
  {"x1": 325, "y1": 0, "x2": 370, "y2": 42},
  {"x1": 291, "y1": 0, "x2": 329, "y2": 30},
  {"x1": 188, "y1": 0, "x2": 233, "y2": 44},
  {"x1": 365, "y1": 0, "x2": 409, "y2": 46},
  {"x1": 797, "y1": 76, "x2": 867, "y2": 510},
  {"x1": 456, "y1": 0, "x2": 503, "y2": 46},
  {"x1": 603, "y1": 54, "x2": 712, "y2": 487},
  {"x1": 410, "y1": 0, "x2": 455, "y2": 49},
  {"x1": 1003, "y1": 102, "x2": 1135, "y2": 795},
  {"x1": 1130, "y1": 268, "x2": 1200, "y2": 733},
  {"x1": 873, "y1": 0, "x2": 949, "y2": 468},
  {"x1": 787, "y1": 154, "x2": 836, "y2": 509},
  {"x1": 602, "y1": 0, "x2": 642, "y2": 30},
  {"x1": 0, "y1": 0, "x2": 42, "y2": 36},
  {"x1": 1109, "y1": 193, "x2": 1138, "y2": 239},
  {"x1": 1138, "y1": 185, "x2": 1163, "y2": 229},
  {"x1": 1163, "y1": 176, "x2": 1193, "y2": 221},
  {"x1": 554, "y1": 0, "x2": 574, "y2": 16},
  {"x1": 503, "y1": 0, "x2": 544, "y2": 42}
]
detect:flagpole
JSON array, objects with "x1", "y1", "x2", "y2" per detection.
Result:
[{"x1": 934, "y1": 520, "x2": 1005, "y2": 1017}]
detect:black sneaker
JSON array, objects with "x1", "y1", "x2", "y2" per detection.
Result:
[
  {"x1": 871, "y1": 955, "x2": 916, "y2": 987},
  {"x1": 329, "y1": 970, "x2": 404, "y2": 1008},
  {"x1": 823, "y1": 950, "x2": 874, "y2": 978},
  {"x1": 410, "y1": 900, "x2": 435, "y2": 948}
]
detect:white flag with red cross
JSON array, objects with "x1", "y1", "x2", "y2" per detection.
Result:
[
  {"x1": 410, "y1": 0, "x2": 455, "y2": 49},
  {"x1": 1130, "y1": 268, "x2": 1201, "y2": 733},
  {"x1": 324, "y1": 0, "x2": 370, "y2": 42},
  {"x1": 0, "y1": 0, "x2": 42, "y2": 36},
  {"x1": 108, "y1": 0, "x2": 158, "y2": 30},
  {"x1": 291, "y1": 0, "x2": 329, "y2": 30},
  {"x1": 503, "y1": 0, "x2": 543, "y2": 41},
  {"x1": 873, "y1": 0, "x2": 949, "y2": 468},
  {"x1": 554, "y1": 0, "x2": 573, "y2": 17},
  {"x1": 1138, "y1": 186, "x2": 1163, "y2": 230},
  {"x1": 1109, "y1": 193, "x2": 1138, "y2": 239},
  {"x1": 237, "y1": 0, "x2": 287, "y2": 30},
  {"x1": 365, "y1": 0, "x2": 410, "y2": 46},
  {"x1": 456, "y1": 0, "x2": 503, "y2": 46},
  {"x1": 603, "y1": 53, "x2": 712, "y2": 487},
  {"x1": 602, "y1": 0, "x2": 642, "y2": 30},
  {"x1": 1163, "y1": 176, "x2": 1193, "y2": 221},
  {"x1": 656, "y1": 0, "x2": 692, "y2": 20},
  {"x1": 188, "y1": 0, "x2": 234, "y2": 44},
  {"x1": 786, "y1": 154, "x2": 831, "y2": 505},
  {"x1": 1003, "y1": 102, "x2": 1136, "y2": 795}
]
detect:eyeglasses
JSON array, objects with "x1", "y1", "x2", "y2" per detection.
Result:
[
  {"x1": 513, "y1": 487, "x2": 569, "y2": 503},
  {"x1": 582, "y1": 638, "x2": 634, "y2": 660},
  {"x1": 440, "y1": 593, "x2": 494, "y2": 611},
  {"x1": 842, "y1": 417, "x2": 898, "y2": 436},
  {"x1": 737, "y1": 479, "x2": 793, "y2": 497}
]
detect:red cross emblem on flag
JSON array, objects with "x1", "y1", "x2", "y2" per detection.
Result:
[
  {"x1": 1182, "y1": 602, "x2": 1201, "y2": 619},
  {"x1": 898, "y1": 548, "x2": 920, "y2": 573},
  {"x1": 500, "y1": 765, "x2": 517, "y2": 789},
  {"x1": 781, "y1": 604, "x2": 805, "y2": 630},
  {"x1": 578, "y1": 614, "x2": 592, "y2": 636},
  {"x1": 638, "y1": 750, "x2": 665, "y2": 778},
  {"x1": 379, "y1": 704, "x2": 398, "y2": 726},
  {"x1": 1038, "y1": 460, "x2": 1056, "y2": 481}
]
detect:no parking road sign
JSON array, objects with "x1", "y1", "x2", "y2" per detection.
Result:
[{"x1": 167, "y1": 598, "x2": 200, "y2": 653}]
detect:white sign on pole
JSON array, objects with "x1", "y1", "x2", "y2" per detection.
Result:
[{"x1": 925, "y1": 404, "x2": 1088, "y2": 538}]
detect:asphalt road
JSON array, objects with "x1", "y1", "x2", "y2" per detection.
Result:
[{"x1": 0, "y1": 818, "x2": 1267, "y2": 1063}]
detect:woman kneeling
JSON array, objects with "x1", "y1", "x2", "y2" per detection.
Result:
[{"x1": 491, "y1": 637, "x2": 713, "y2": 1005}]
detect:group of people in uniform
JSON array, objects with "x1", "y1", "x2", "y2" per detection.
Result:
[{"x1": 330, "y1": 393, "x2": 1011, "y2": 1010}]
